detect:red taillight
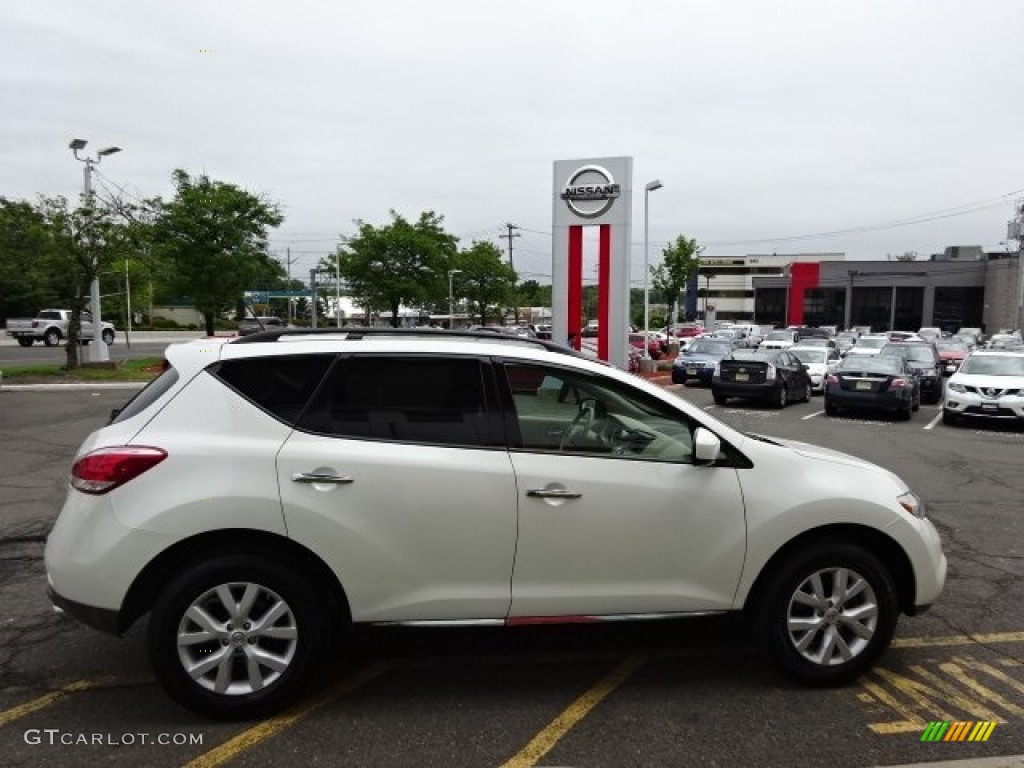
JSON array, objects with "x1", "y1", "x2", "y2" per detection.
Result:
[
  {"x1": 764, "y1": 364, "x2": 777, "y2": 381},
  {"x1": 71, "y1": 446, "x2": 167, "y2": 495},
  {"x1": 826, "y1": 374, "x2": 839, "y2": 385},
  {"x1": 890, "y1": 377, "x2": 908, "y2": 389}
]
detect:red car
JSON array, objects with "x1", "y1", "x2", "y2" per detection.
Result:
[
  {"x1": 935, "y1": 338, "x2": 969, "y2": 376},
  {"x1": 629, "y1": 332, "x2": 663, "y2": 360}
]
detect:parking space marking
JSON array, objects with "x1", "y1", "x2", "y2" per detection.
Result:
[
  {"x1": 892, "y1": 631, "x2": 1024, "y2": 649},
  {"x1": 0, "y1": 680, "x2": 98, "y2": 728},
  {"x1": 183, "y1": 662, "x2": 392, "y2": 768},
  {"x1": 802, "y1": 410, "x2": 823, "y2": 420},
  {"x1": 923, "y1": 411, "x2": 943, "y2": 430},
  {"x1": 862, "y1": 651, "x2": 1024, "y2": 735},
  {"x1": 500, "y1": 655, "x2": 646, "y2": 768}
]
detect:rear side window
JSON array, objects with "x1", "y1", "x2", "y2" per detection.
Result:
[
  {"x1": 296, "y1": 356, "x2": 498, "y2": 447},
  {"x1": 110, "y1": 367, "x2": 180, "y2": 424},
  {"x1": 211, "y1": 354, "x2": 335, "y2": 424}
]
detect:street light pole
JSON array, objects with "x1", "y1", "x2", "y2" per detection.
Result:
[
  {"x1": 643, "y1": 180, "x2": 664, "y2": 359},
  {"x1": 69, "y1": 139, "x2": 120, "y2": 363},
  {"x1": 448, "y1": 269, "x2": 462, "y2": 329}
]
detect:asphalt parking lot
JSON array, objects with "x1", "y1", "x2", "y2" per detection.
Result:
[{"x1": 1, "y1": 383, "x2": 1022, "y2": 768}]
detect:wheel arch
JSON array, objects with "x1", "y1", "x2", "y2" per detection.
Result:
[
  {"x1": 118, "y1": 529, "x2": 350, "y2": 634},
  {"x1": 742, "y1": 524, "x2": 916, "y2": 616}
]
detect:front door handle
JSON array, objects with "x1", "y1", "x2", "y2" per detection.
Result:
[
  {"x1": 291, "y1": 472, "x2": 354, "y2": 484},
  {"x1": 526, "y1": 488, "x2": 582, "y2": 499}
]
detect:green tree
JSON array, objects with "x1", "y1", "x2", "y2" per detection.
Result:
[
  {"x1": 331, "y1": 211, "x2": 457, "y2": 327},
  {"x1": 0, "y1": 198, "x2": 55, "y2": 321},
  {"x1": 151, "y1": 170, "x2": 284, "y2": 336},
  {"x1": 454, "y1": 241, "x2": 517, "y2": 325},
  {"x1": 651, "y1": 235, "x2": 700, "y2": 329},
  {"x1": 38, "y1": 195, "x2": 137, "y2": 369},
  {"x1": 517, "y1": 279, "x2": 552, "y2": 309}
]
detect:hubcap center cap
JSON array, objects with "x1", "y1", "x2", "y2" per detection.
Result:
[{"x1": 229, "y1": 630, "x2": 247, "y2": 648}]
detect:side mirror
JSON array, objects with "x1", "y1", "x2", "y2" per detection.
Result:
[{"x1": 693, "y1": 427, "x2": 721, "y2": 465}]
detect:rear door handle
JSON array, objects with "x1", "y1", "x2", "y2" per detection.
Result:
[
  {"x1": 526, "y1": 488, "x2": 582, "y2": 499},
  {"x1": 291, "y1": 472, "x2": 354, "y2": 484}
]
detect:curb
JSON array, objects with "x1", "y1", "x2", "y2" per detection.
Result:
[{"x1": 873, "y1": 755, "x2": 1024, "y2": 768}]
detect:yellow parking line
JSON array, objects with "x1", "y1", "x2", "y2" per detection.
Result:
[
  {"x1": 183, "y1": 663, "x2": 391, "y2": 768},
  {"x1": 892, "y1": 631, "x2": 1024, "y2": 649},
  {"x1": 500, "y1": 655, "x2": 646, "y2": 768},
  {"x1": 0, "y1": 680, "x2": 97, "y2": 727}
]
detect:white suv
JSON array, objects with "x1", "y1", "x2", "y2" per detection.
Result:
[
  {"x1": 46, "y1": 328, "x2": 946, "y2": 718},
  {"x1": 943, "y1": 350, "x2": 1024, "y2": 425}
]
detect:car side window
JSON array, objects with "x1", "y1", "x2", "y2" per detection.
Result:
[
  {"x1": 297, "y1": 355, "x2": 499, "y2": 447},
  {"x1": 211, "y1": 354, "x2": 336, "y2": 425},
  {"x1": 503, "y1": 363, "x2": 695, "y2": 463}
]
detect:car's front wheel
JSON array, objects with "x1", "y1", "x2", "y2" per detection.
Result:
[
  {"x1": 755, "y1": 542, "x2": 898, "y2": 686},
  {"x1": 147, "y1": 555, "x2": 329, "y2": 719}
]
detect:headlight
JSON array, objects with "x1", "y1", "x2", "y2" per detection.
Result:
[
  {"x1": 948, "y1": 382, "x2": 967, "y2": 393},
  {"x1": 897, "y1": 491, "x2": 926, "y2": 519}
]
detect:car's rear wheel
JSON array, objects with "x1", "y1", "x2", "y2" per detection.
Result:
[
  {"x1": 774, "y1": 384, "x2": 788, "y2": 409},
  {"x1": 16, "y1": 337, "x2": 33, "y2": 347},
  {"x1": 713, "y1": 392, "x2": 728, "y2": 406},
  {"x1": 801, "y1": 382, "x2": 812, "y2": 403},
  {"x1": 147, "y1": 555, "x2": 329, "y2": 719},
  {"x1": 102, "y1": 329, "x2": 115, "y2": 345},
  {"x1": 43, "y1": 329, "x2": 61, "y2": 347},
  {"x1": 824, "y1": 400, "x2": 838, "y2": 416},
  {"x1": 897, "y1": 402, "x2": 912, "y2": 421},
  {"x1": 755, "y1": 542, "x2": 898, "y2": 685}
]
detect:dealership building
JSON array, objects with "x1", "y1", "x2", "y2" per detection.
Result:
[{"x1": 688, "y1": 246, "x2": 1022, "y2": 333}]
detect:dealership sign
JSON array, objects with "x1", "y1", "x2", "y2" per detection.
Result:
[{"x1": 560, "y1": 164, "x2": 621, "y2": 219}]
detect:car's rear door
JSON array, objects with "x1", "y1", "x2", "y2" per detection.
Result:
[{"x1": 277, "y1": 354, "x2": 518, "y2": 623}]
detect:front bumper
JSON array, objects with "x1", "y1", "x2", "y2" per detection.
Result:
[
  {"x1": 943, "y1": 392, "x2": 1024, "y2": 420},
  {"x1": 673, "y1": 365, "x2": 714, "y2": 384}
]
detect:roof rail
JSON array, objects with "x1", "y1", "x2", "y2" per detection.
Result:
[{"x1": 229, "y1": 326, "x2": 586, "y2": 358}]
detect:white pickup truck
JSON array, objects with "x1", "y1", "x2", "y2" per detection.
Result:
[{"x1": 5, "y1": 309, "x2": 116, "y2": 347}]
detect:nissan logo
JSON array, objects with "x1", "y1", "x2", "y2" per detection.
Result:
[{"x1": 560, "y1": 165, "x2": 620, "y2": 219}]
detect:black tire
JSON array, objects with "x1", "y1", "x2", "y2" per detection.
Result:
[
  {"x1": 942, "y1": 409, "x2": 959, "y2": 426},
  {"x1": 755, "y1": 542, "x2": 898, "y2": 686},
  {"x1": 102, "y1": 329, "x2": 115, "y2": 345},
  {"x1": 773, "y1": 384, "x2": 788, "y2": 409},
  {"x1": 147, "y1": 555, "x2": 330, "y2": 720},
  {"x1": 16, "y1": 337, "x2": 33, "y2": 347},
  {"x1": 824, "y1": 400, "x2": 838, "y2": 417},
  {"x1": 43, "y1": 329, "x2": 61, "y2": 347},
  {"x1": 897, "y1": 403, "x2": 912, "y2": 421},
  {"x1": 801, "y1": 382, "x2": 812, "y2": 403},
  {"x1": 713, "y1": 392, "x2": 728, "y2": 406},
  {"x1": 912, "y1": 391, "x2": 920, "y2": 412}
]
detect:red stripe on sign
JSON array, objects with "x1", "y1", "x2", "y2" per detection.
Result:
[
  {"x1": 598, "y1": 224, "x2": 611, "y2": 361},
  {"x1": 506, "y1": 616, "x2": 599, "y2": 626},
  {"x1": 568, "y1": 225, "x2": 583, "y2": 349}
]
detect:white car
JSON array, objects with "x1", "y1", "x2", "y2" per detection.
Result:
[
  {"x1": 845, "y1": 335, "x2": 890, "y2": 357},
  {"x1": 46, "y1": 328, "x2": 946, "y2": 718},
  {"x1": 943, "y1": 350, "x2": 1024, "y2": 425},
  {"x1": 759, "y1": 330, "x2": 798, "y2": 349},
  {"x1": 790, "y1": 345, "x2": 841, "y2": 393}
]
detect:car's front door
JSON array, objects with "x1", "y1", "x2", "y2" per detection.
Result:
[{"x1": 500, "y1": 363, "x2": 747, "y2": 619}]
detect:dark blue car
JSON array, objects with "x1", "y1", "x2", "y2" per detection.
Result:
[{"x1": 671, "y1": 339, "x2": 735, "y2": 385}]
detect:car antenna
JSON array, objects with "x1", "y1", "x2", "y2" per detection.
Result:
[{"x1": 244, "y1": 303, "x2": 266, "y2": 332}]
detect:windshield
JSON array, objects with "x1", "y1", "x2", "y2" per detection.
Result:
[
  {"x1": 838, "y1": 356, "x2": 902, "y2": 374},
  {"x1": 688, "y1": 341, "x2": 731, "y2": 355},
  {"x1": 881, "y1": 345, "x2": 935, "y2": 362},
  {"x1": 856, "y1": 338, "x2": 887, "y2": 349},
  {"x1": 791, "y1": 349, "x2": 828, "y2": 364},
  {"x1": 960, "y1": 355, "x2": 1024, "y2": 376}
]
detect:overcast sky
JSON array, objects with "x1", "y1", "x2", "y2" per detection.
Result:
[{"x1": 3, "y1": 0, "x2": 1023, "y2": 286}]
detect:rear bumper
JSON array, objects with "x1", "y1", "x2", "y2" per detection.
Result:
[
  {"x1": 47, "y1": 585, "x2": 121, "y2": 635},
  {"x1": 712, "y1": 380, "x2": 779, "y2": 401},
  {"x1": 826, "y1": 390, "x2": 910, "y2": 411}
]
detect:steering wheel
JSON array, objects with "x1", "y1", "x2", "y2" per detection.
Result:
[{"x1": 559, "y1": 398, "x2": 607, "y2": 451}]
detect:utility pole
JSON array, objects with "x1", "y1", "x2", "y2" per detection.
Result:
[
  {"x1": 286, "y1": 247, "x2": 293, "y2": 322},
  {"x1": 309, "y1": 269, "x2": 317, "y2": 329},
  {"x1": 500, "y1": 223, "x2": 521, "y2": 323}
]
